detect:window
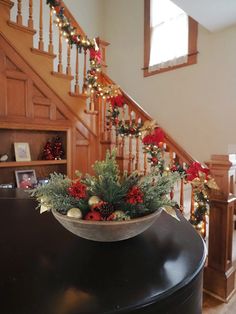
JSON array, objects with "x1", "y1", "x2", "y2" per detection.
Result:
[{"x1": 144, "y1": 0, "x2": 198, "y2": 76}]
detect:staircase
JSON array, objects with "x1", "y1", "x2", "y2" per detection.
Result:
[{"x1": 0, "y1": 0, "x2": 236, "y2": 302}]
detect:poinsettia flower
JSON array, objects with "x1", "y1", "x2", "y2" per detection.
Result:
[
  {"x1": 68, "y1": 180, "x2": 87, "y2": 199},
  {"x1": 89, "y1": 48, "x2": 101, "y2": 63},
  {"x1": 110, "y1": 95, "x2": 125, "y2": 108},
  {"x1": 142, "y1": 127, "x2": 165, "y2": 146},
  {"x1": 186, "y1": 162, "x2": 210, "y2": 182},
  {"x1": 126, "y1": 186, "x2": 144, "y2": 204}
]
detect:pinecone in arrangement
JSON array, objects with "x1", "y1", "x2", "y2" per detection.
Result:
[{"x1": 95, "y1": 201, "x2": 115, "y2": 219}]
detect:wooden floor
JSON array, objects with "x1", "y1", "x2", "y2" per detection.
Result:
[
  {"x1": 202, "y1": 292, "x2": 236, "y2": 314},
  {"x1": 202, "y1": 230, "x2": 236, "y2": 313}
]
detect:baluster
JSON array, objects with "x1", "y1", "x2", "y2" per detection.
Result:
[
  {"x1": 128, "y1": 110, "x2": 134, "y2": 173},
  {"x1": 58, "y1": 29, "x2": 63, "y2": 73},
  {"x1": 66, "y1": 44, "x2": 72, "y2": 76},
  {"x1": 135, "y1": 117, "x2": 140, "y2": 171},
  {"x1": 103, "y1": 99, "x2": 107, "y2": 139},
  {"x1": 143, "y1": 151, "x2": 148, "y2": 175},
  {"x1": 190, "y1": 186, "x2": 195, "y2": 218},
  {"x1": 119, "y1": 105, "x2": 126, "y2": 156},
  {"x1": 82, "y1": 50, "x2": 87, "y2": 93},
  {"x1": 74, "y1": 47, "x2": 80, "y2": 94},
  {"x1": 28, "y1": 0, "x2": 33, "y2": 28},
  {"x1": 48, "y1": 8, "x2": 54, "y2": 54},
  {"x1": 89, "y1": 93, "x2": 95, "y2": 112},
  {"x1": 179, "y1": 178, "x2": 184, "y2": 213},
  {"x1": 38, "y1": 0, "x2": 44, "y2": 51},
  {"x1": 17, "y1": 0, "x2": 22, "y2": 25},
  {"x1": 107, "y1": 101, "x2": 112, "y2": 142}
]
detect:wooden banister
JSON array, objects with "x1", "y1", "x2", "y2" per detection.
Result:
[
  {"x1": 101, "y1": 72, "x2": 194, "y2": 166},
  {"x1": 61, "y1": 1, "x2": 86, "y2": 37}
]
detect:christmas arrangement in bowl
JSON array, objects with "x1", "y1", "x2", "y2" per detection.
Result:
[{"x1": 32, "y1": 150, "x2": 181, "y2": 242}]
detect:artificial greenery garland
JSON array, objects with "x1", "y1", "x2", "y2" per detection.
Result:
[
  {"x1": 46, "y1": 0, "x2": 120, "y2": 98},
  {"x1": 45, "y1": 0, "x2": 218, "y2": 234}
]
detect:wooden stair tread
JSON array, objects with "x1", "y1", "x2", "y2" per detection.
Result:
[
  {"x1": 84, "y1": 109, "x2": 98, "y2": 115},
  {"x1": 7, "y1": 21, "x2": 36, "y2": 35},
  {"x1": 51, "y1": 71, "x2": 74, "y2": 81},
  {"x1": 69, "y1": 91, "x2": 88, "y2": 99},
  {"x1": 31, "y1": 48, "x2": 56, "y2": 59}
]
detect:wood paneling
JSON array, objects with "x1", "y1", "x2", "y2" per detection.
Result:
[
  {"x1": 0, "y1": 33, "x2": 96, "y2": 184},
  {"x1": 7, "y1": 77, "x2": 26, "y2": 116}
]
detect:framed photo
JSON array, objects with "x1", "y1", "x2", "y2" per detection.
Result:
[
  {"x1": 14, "y1": 142, "x2": 31, "y2": 162},
  {"x1": 15, "y1": 170, "x2": 37, "y2": 189}
]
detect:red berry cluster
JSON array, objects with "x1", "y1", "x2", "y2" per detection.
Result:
[
  {"x1": 68, "y1": 181, "x2": 87, "y2": 199},
  {"x1": 126, "y1": 186, "x2": 144, "y2": 205}
]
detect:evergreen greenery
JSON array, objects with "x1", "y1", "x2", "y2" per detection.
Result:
[{"x1": 32, "y1": 150, "x2": 181, "y2": 219}]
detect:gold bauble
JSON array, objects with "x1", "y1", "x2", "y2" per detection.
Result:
[
  {"x1": 88, "y1": 196, "x2": 101, "y2": 207},
  {"x1": 67, "y1": 208, "x2": 82, "y2": 219}
]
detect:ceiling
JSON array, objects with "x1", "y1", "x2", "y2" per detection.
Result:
[{"x1": 172, "y1": 0, "x2": 236, "y2": 32}]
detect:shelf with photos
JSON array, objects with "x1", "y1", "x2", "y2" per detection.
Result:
[{"x1": 0, "y1": 129, "x2": 67, "y2": 187}]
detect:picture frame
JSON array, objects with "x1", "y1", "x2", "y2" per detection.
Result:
[
  {"x1": 14, "y1": 142, "x2": 31, "y2": 162},
  {"x1": 15, "y1": 169, "x2": 37, "y2": 189}
]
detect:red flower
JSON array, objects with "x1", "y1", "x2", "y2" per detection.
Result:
[
  {"x1": 68, "y1": 181, "x2": 87, "y2": 199},
  {"x1": 110, "y1": 95, "x2": 125, "y2": 108},
  {"x1": 142, "y1": 128, "x2": 165, "y2": 146},
  {"x1": 186, "y1": 162, "x2": 210, "y2": 182},
  {"x1": 85, "y1": 211, "x2": 102, "y2": 221},
  {"x1": 89, "y1": 48, "x2": 101, "y2": 63},
  {"x1": 171, "y1": 165, "x2": 177, "y2": 172},
  {"x1": 151, "y1": 157, "x2": 158, "y2": 163},
  {"x1": 126, "y1": 186, "x2": 144, "y2": 204},
  {"x1": 72, "y1": 35, "x2": 79, "y2": 44}
]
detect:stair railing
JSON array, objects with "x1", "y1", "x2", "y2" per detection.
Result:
[
  {"x1": 8, "y1": 0, "x2": 205, "y2": 234},
  {"x1": 10, "y1": 0, "x2": 91, "y2": 100}
]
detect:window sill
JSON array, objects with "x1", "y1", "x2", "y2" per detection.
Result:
[{"x1": 143, "y1": 53, "x2": 198, "y2": 77}]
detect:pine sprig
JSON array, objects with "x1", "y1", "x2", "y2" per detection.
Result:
[{"x1": 31, "y1": 173, "x2": 89, "y2": 215}]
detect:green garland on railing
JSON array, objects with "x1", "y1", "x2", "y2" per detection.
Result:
[
  {"x1": 46, "y1": 0, "x2": 119, "y2": 98},
  {"x1": 46, "y1": 0, "x2": 218, "y2": 236}
]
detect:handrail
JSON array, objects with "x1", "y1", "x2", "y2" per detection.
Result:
[
  {"x1": 102, "y1": 72, "x2": 194, "y2": 165},
  {"x1": 61, "y1": 1, "x2": 86, "y2": 37}
]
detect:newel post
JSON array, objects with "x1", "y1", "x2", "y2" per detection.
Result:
[
  {"x1": 204, "y1": 154, "x2": 236, "y2": 301},
  {"x1": 96, "y1": 37, "x2": 110, "y2": 73}
]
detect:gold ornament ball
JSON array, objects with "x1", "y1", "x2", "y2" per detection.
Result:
[
  {"x1": 88, "y1": 196, "x2": 101, "y2": 207},
  {"x1": 67, "y1": 208, "x2": 82, "y2": 219}
]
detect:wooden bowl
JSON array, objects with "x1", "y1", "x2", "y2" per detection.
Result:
[{"x1": 52, "y1": 208, "x2": 162, "y2": 242}]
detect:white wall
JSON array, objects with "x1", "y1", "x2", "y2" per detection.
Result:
[
  {"x1": 103, "y1": 0, "x2": 236, "y2": 162},
  {"x1": 64, "y1": 0, "x2": 105, "y2": 38}
]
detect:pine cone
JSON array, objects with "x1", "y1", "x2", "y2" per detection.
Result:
[{"x1": 96, "y1": 201, "x2": 115, "y2": 219}]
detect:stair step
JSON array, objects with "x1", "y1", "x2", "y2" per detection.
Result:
[
  {"x1": 31, "y1": 48, "x2": 56, "y2": 59},
  {"x1": 0, "y1": 0, "x2": 14, "y2": 9},
  {"x1": 7, "y1": 21, "x2": 36, "y2": 35},
  {"x1": 84, "y1": 109, "x2": 98, "y2": 115},
  {"x1": 51, "y1": 71, "x2": 74, "y2": 81},
  {"x1": 69, "y1": 91, "x2": 88, "y2": 99}
]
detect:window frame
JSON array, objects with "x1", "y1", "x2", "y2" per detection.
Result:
[{"x1": 144, "y1": 0, "x2": 198, "y2": 77}]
